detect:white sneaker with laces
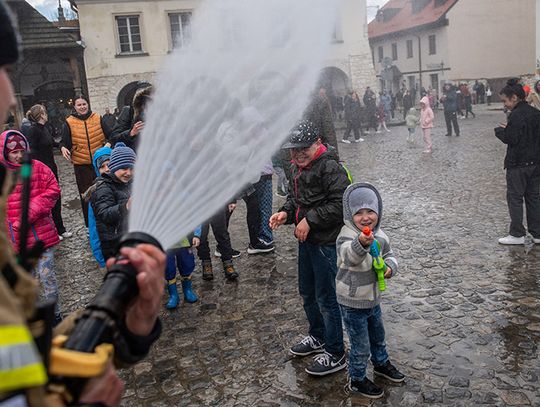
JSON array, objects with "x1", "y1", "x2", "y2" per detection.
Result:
[
  {"x1": 532, "y1": 237, "x2": 540, "y2": 244},
  {"x1": 498, "y1": 235, "x2": 525, "y2": 245},
  {"x1": 341, "y1": 139, "x2": 351, "y2": 144}
]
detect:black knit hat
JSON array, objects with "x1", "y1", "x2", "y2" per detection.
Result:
[{"x1": 0, "y1": 2, "x2": 20, "y2": 67}]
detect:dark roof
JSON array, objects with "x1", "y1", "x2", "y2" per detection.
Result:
[
  {"x1": 368, "y1": 0, "x2": 459, "y2": 41},
  {"x1": 7, "y1": 0, "x2": 81, "y2": 50}
]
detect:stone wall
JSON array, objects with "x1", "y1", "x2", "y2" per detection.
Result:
[{"x1": 87, "y1": 72, "x2": 156, "y2": 114}]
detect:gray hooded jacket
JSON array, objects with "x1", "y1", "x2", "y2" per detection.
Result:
[{"x1": 336, "y1": 183, "x2": 398, "y2": 309}]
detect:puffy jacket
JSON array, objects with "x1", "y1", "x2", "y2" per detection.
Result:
[
  {"x1": 420, "y1": 96, "x2": 434, "y2": 129},
  {"x1": 495, "y1": 101, "x2": 540, "y2": 169},
  {"x1": 91, "y1": 172, "x2": 131, "y2": 256},
  {"x1": 279, "y1": 147, "x2": 350, "y2": 245},
  {"x1": 87, "y1": 146, "x2": 112, "y2": 267},
  {"x1": 62, "y1": 111, "x2": 110, "y2": 165},
  {"x1": 0, "y1": 132, "x2": 60, "y2": 251}
]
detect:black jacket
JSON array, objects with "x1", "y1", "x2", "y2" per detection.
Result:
[
  {"x1": 344, "y1": 96, "x2": 362, "y2": 128},
  {"x1": 91, "y1": 173, "x2": 131, "y2": 254},
  {"x1": 111, "y1": 106, "x2": 138, "y2": 150},
  {"x1": 495, "y1": 101, "x2": 540, "y2": 169},
  {"x1": 279, "y1": 151, "x2": 350, "y2": 245},
  {"x1": 26, "y1": 122, "x2": 58, "y2": 176}
]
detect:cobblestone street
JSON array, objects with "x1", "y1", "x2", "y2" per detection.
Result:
[{"x1": 54, "y1": 105, "x2": 540, "y2": 406}]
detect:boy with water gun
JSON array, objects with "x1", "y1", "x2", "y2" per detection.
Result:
[{"x1": 336, "y1": 182, "x2": 405, "y2": 399}]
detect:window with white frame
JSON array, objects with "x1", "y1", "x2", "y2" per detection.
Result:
[
  {"x1": 116, "y1": 16, "x2": 142, "y2": 54},
  {"x1": 169, "y1": 12, "x2": 192, "y2": 49}
]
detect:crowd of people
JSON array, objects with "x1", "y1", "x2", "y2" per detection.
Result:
[{"x1": 2, "y1": 0, "x2": 540, "y2": 401}]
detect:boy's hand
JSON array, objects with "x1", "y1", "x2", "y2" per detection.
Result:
[
  {"x1": 192, "y1": 237, "x2": 200, "y2": 248},
  {"x1": 384, "y1": 267, "x2": 393, "y2": 279},
  {"x1": 126, "y1": 197, "x2": 132, "y2": 211},
  {"x1": 269, "y1": 211, "x2": 287, "y2": 230},
  {"x1": 228, "y1": 203, "x2": 236, "y2": 213},
  {"x1": 294, "y1": 218, "x2": 310, "y2": 242},
  {"x1": 358, "y1": 231, "x2": 374, "y2": 248}
]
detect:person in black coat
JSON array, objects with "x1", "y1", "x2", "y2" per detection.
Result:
[
  {"x1": 402, "y1": 89, "x2": 413, "y2": 120},
  {"x1": 342, "y1": 91, "x2": 363, "y2": 143},
  {"x1": 440, "y1": 84, "x2": 460, "y2": 137},
  {"x1": 91, "y1": 143, "x2": 136, "y2": 258},
  {"x1": 26, "y1": 104, "x2": 70, "y2": 237},
  {"x1": 111, "y1": 86, "x2": 153, "y2": 151},
  {"x1": 495, "y1": 79, "x2": 540, "y2": 245}
]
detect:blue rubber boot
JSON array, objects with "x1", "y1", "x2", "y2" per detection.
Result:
[
  {"x1": 181, "y1": 277, "x2": 198, "y2": 303},
  {"x1": 166, "y1": 279, "x2": 179, "y2": 309}
]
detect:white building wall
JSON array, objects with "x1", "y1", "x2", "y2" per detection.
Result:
[
  {"x1": 446, "y1": 0, "x2": 535, "y2": 80},
  {"x1": 76, "y1": 0, "x2": 376, "y2": 113}
]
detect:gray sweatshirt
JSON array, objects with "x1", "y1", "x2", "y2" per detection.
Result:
[{"x1": 335, "y1": 183, "x2": 398, "y2": 309}]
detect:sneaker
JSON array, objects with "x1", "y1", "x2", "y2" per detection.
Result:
[
  {"x1": 290, "y1": 335, "x2": 324, "y2": 356},
  {"x1": 202, "y1": 263, "x2": 214, "y2": 281},
  {"x1": 61, "y1": 231, "x2": 73, "y2": 239},
  {"x1": 533, "y1": 237, "x2": 540, "y2": 244},
  {"x1": 354, "y1": 138, "x2": 365, "y2": 142},
  {"x1": 247, "y1": 242, "x2": 275, "y2": 254},
  {"x1": 445, "y1": 134, "x2": 451, "y2": 137},
  {"x1": 341, "y1": 139, "x2": 351, "y2": 144},
  {"x1": 214, "y1": 249, "x2": 241, "y2": 258},
  {"x1": 498, "y1": 235, "x2": 525, "y2": 245},
  {"x1": 348, "y1": 378, "x2": 384, "y2": 399},
  {"x1": 374, "y1": 360, "x2": 405, "y2": 383},
  {"x1": 422, "y1": 149, "x2": 432, "y2": 154},
  {"x1": 223, "y1": 263, "x2": 238, "y2": 280},
  {"x1": 375, "y1": 130, "x2": 381, "y2": 134},
  {"x1": 305, "y1": 351, "x2": 346, "y2": 376}
]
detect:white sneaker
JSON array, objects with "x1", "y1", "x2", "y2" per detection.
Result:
[
  {"x1": 58, "y1": 235, "x2": 63, "y2": 241},
  {"x1": 354, "y1": 138, "x2": 365, "y2": 142},
  {"x1": 532, "y1": 237, "x2": 540, "y2": 244},
  {"x1": 341, "y1": 139, "x2": 351, "y2": 144},
  {"x1": 498, "y1": 235, "x2": 525, "y2": 245}
]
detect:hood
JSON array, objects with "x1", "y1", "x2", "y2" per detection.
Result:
[
  {"x1": 342, "y1": 182, "x2": 383, "y2": 234},
  {"x1": 420, "y1": 96, "x2": 430, "y2": 107},
  {"x1": 133, "y1": 86, "x2": 153, "y2": 121},
  {"x1": 92, "y1": 146, "x2": 112, "y2": 176},
  {"x1": 0, "y1": 130, "x2": 28, "y2": 170},
  {"x1": 407, "y1": 108, "x2": 417, "y2": 115}
]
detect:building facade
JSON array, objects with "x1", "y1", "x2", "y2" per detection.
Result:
[
  {"x1": 7, "y1": 0, "x2": 86, "y2": 131},
  {"x1": 368, "y1": 0, "x2": 536, "y2": 96},
  {"x1": 70, "y1": 0, "x2": 377, "y2": 113}
]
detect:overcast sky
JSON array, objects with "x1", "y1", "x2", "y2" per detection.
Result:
[{"x1": 27, "y1": 0, "x2": 388, "y2": 21}]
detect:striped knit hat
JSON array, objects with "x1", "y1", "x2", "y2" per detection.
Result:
[{"x1": 108, "y1": 143, "x2": 136, "y2": 174}]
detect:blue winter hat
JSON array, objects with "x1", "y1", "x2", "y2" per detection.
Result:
[{"x1": 108, "y1": 142, "x2": 136, "y2": 174}]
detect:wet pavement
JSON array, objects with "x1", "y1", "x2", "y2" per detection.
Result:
[{"x1": 54, "y1": 104, "x2": 540, "y2": 406}]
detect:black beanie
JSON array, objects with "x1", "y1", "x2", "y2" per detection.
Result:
[{"x1": 0, "y1": 2, "x2": 20, "y2": 67}]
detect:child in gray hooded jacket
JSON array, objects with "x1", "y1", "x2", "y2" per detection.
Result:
[{"x1": 336, "y1": 182, "x2": 405, "y2": 399}]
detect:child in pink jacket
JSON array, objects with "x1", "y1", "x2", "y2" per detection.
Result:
[
  {"x1": 420, "y1": 96, "x2": 434, "y2": 153},
  {"x1": 1, "y1": 130, "x2": 62, "y2": 323}
]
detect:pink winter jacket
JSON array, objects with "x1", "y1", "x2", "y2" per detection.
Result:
[
  {"x1": 420, "y1": 96, "x2": 434, "y2": 129},
  {"x1": 0, "y1": 132, "x2": 60, "y2": 252}
]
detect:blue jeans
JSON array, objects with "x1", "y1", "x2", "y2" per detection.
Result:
[
  {"x1": 298, "y1": 242, "x2": 344, "y2": 355},
  {"x1": 340, "y1": 304, "x2": 389, "y2": 381}
]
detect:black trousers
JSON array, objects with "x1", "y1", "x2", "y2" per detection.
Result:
[
  {"x1": 49, "y1": 164, "x2": 65, "y2": 235},
  {"x1": 198, "y1": 207, "x2": 233, "y2": 262},
  {"x1": 444, "y1": 111, "x2": 460, "y2": 136},
  {"x1": 227, "y1": 190, "x2": 261, "y2": 247},
  {"x1": 506, "y1": 165, "x2": 540, "y2": 238},
  {"x1": 73, "y1": 164, "x2": 96, "y2": 227},
  {"x1": 343, "y1": 121, "x2": 362, "y2": 141}
]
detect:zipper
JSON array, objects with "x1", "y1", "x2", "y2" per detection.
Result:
[
  {"x1": 84, "y1": 118, "x2": 93, "y2": 163},
  {"x1": 294, "y1": 167, "x2": 302, "y2": 224}
]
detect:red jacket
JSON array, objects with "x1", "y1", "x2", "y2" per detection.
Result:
[{"x1": 0, "y1": 132, "x2": 60, "y2": 251}]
